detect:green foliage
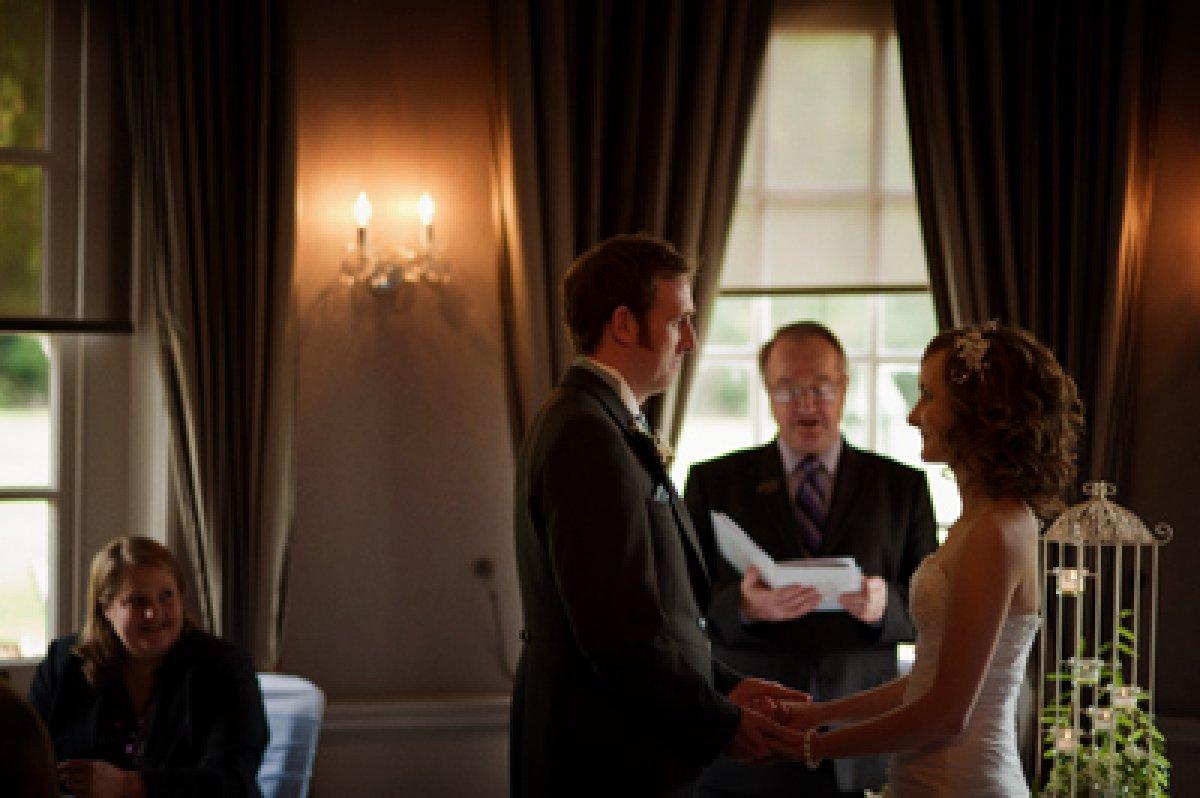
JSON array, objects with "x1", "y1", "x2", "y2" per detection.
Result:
[
  {"x1": 1040, "y1": 618, "x2": 1169, "y2": 797},
  {"x1": 1, "y1": 1, "x2": 46, "y2": 317},
  {"x1": 0, "y1": 0, "x2": 45, "y2": 148},
  {"x1": 0, "y1": 335, "x2": 48, "y2": 407}
]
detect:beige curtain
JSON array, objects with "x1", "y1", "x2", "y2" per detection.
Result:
[
  {"x1": 117, "y1": 0, "x2": 295, "y2": 669},
  {"x1": 491, "y1": 0, "x2": 772, "y2": 447}
]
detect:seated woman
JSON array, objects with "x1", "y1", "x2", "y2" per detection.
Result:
[{"x1": 29, "y1": 536, "x2": 267, "y2": 798}]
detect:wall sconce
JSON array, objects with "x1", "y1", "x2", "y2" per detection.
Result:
[{"x1": 340, "y1": 191, "x2": 450, "y2": 293}]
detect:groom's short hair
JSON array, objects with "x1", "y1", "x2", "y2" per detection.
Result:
[{"x1": 562, "y1": 233, "x2": 692, "y2": 354}]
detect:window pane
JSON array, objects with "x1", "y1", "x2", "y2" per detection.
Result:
[
  {"x1": 0, "y1": 0, "x2": 46, "y2": 149},
  {"x1": 720, "y1": 200, "x2": 763, "y2": 288},
  {"x1": 0, "y1": 334, "x2": 51, "y2": 486},
  {"x1": 842, "y1": 360, "x2": 870, "y2": 448},
  {"x1": 765, "y1": 33, "x2": 872, "y2": 190},
  {"x1": 880, "y1": 201, "x2": 927, "y2": 283},
  {"x1": 764, "y1": 205, "x2": 871, "y2": 286},
  {"x1": 688, "y1": 362, "x2": 752, "y2": 418},
  {"x1": 767, "y1": 295, "x2": 873, "y2": 354},
  {"x1": 0, "y1": 499, "x2": 49, "y2": 659},
  {"x1": 0, "y1": 164, "x2": 44, "y2": 314},
  {"x1": 882, "y1": 35, "x2": 914, "y2": 192},
  {"x1": 739, "y1": 101, "x2": 763, "y2": 190},
  {"x1": 705, "y1": 296, "x2": 759, "y2": 349},
  {"x1": 873, "y1": 362, "x2": 959, "y2": 526},
  {"x1": 673, "y1": 363, "x2": 756, "y2": 487},
  {"x1": 877, "y1": 362, "x2": 920, "y2": 461},
  {"x1": 881, "y1": 293, "x2": 937, "y2": 354}
]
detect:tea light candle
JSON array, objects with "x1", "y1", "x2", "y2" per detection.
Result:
[
  {"x1": 1111, "y1": 685, "x2": 1140, "y2": 709},
  {"x1": 1087, "y1": 706, "x2": 1115, "y2": 731},
  {"x1": 1054, "y1": 726, "x2": 1080, "y2": 753},
  {"x1": 1054, "y1": 566, "x2": 1088, "y2": 596},
  {"x1": 1068, "y1": 657, "x2": 1104, "y2": 685}
]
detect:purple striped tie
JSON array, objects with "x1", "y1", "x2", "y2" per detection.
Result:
[{"x1": 795, "y1": 455, "x2": 830, "y2": 553}]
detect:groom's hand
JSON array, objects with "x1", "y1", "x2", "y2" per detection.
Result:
[{"x1": 729, "y1": 677, "x2": 810, "y2": 724}]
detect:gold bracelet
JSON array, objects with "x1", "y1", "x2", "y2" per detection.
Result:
[{"x1": 802, "y1": 726, "x2": 821, "y2": 770}]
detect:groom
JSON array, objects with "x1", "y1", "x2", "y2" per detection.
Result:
[{"x1": 510, "y1": 234, "x2": 810, "y2": 797}]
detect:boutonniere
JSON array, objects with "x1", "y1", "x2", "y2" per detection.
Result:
[
  {"x1": 756, "y1": 478, "x2": 780, "y2": 496},
  {"x1": 627, "y1": 421, "x2": 674, "y2": 468}
]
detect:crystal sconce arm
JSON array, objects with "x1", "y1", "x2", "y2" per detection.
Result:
[{"x1": 340, "y1": 192, "x2": 450, "y2": 293}]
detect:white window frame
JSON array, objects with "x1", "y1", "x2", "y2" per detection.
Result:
[
  {"x1": 675, "y1": 13, "x2": 959, "y2": 533},
  {"x1": 1, "y1": 0, "x2": 141, "y2": 682}
]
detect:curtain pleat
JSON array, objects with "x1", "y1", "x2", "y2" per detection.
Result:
[
  {"x1": 116, "y1": 0, "x2": 295, "y2": 669},
  {"x1": 895, "y1": 0, "x2": 1162, "y2": 489},
  {"x1": 492, "y1": 0, "x2": 772, "y2": 447}
]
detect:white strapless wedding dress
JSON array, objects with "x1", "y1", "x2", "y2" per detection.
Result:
[{"x1": 884, "y1": 553, "x2": 1039, "y2": 797}]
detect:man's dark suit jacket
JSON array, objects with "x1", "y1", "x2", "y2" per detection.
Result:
[
  {"x1": 685, "y1": 439, "x2": 937, "y2": 794},
  {"x1": 511, "y1": 365, "x2": 743, "y2": 797},
  {"x1": 29, "y1": 628, "x2": 268, "y2": 798}
]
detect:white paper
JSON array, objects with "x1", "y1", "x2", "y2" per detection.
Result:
[{"x1": 711, "y1": 511, "x2": 863, "y2": 612}]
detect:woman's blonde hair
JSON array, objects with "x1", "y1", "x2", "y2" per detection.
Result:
[{"x1": 73, "y1": 536, "x2": 190, "y2": 684}]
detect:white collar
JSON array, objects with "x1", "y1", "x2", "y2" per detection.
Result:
[
  {"x1": 574, "y1": 355, "x2": 642, "y2": 419},
  {"x1": 777, "y1": 435, "x2": 843, "y2": 476}
]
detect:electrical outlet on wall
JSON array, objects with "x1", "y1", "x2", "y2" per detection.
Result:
[{"x1": 472, "y1": 556, "x2": 495, "y2": 581}]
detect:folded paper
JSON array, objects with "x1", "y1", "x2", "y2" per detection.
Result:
[{"x1": 712, "y1": 511, "x2": 863, "y2": 611}]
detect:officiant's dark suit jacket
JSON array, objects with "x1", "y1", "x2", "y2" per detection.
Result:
[
  {"x1": 511, "y1": 365, "x2": 743, "y2": 798},
  {"x1": 685, "y1": 440, "x2": 936, "y2": 794}
]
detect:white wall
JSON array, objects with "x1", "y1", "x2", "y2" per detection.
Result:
[{"x1": 285, "y1": 0, "x2": 518, "y2": 792}]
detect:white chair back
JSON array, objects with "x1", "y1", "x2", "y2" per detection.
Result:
[{"x1": 257, "y1": 673, "x2": 325, "y2": 798}]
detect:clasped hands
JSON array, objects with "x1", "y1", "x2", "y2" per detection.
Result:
[
  {"x1": 57, "y1": 758, "x2": 143, "y2": 798},
  {"x1": 724, "y1": 677, "x2": 823, "y2": 765},
  {"x1": 738, "y1": 565, "x2": 887, "y2": 624}
]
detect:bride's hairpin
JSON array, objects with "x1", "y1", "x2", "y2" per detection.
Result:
[{"x1": 951, "y1": 320, "x2": 998, "y2": 384}]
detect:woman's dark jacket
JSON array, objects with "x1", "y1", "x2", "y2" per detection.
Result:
[{"x1": 28, "y1": 628, "x2": 268, "y2": 798}]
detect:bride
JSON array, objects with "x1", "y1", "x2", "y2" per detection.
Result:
[{"x1": 770, "y1": 323, "x2": 1083, "y2": 796}]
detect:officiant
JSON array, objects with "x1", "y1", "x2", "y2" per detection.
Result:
[{"x1": 684, "y1": 321, "x2": 937, "y2": 797}]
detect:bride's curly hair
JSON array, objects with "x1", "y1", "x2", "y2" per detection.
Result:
[{"x1": 925, "y1": 323, "x2": 1084, "y2": 518}]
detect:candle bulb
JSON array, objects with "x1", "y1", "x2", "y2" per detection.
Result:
[
  {"x1": 354, "y1": 192, "x2": 373, "y2": 257},
  {"x1": 417, "y1": 193, "x2": 435, "y2": 253}
]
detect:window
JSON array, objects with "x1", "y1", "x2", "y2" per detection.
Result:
[
  {"x1": 1, "y1": 0, "x2": 53, "y2": 659},
  {"x1": 0, "y1": 334, "x2": 52, "y2": 659},
  {"x1": 1, "y1": 0, "x2": 130, "y2": 664},
  {"x1": 674, "y1": 27, "x2": 959, "y2": 528}
]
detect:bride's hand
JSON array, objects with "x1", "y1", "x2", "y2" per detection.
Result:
[{"x1": 773, "y1": 699, "x2": 827, "y2": 731}]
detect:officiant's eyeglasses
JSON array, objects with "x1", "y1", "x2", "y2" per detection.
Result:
[{"x1": 769, "y1": 381, "x2": 843, "y2": 405}]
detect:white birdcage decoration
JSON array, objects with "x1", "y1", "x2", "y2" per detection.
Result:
[{"x1": 1038, "y1": 481, "x2": 1173, "y2": 797}]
